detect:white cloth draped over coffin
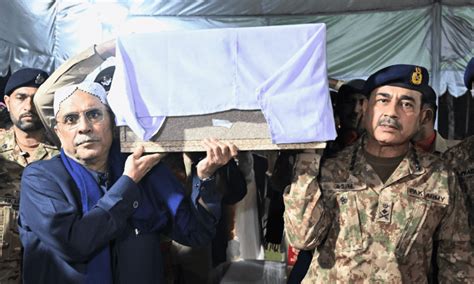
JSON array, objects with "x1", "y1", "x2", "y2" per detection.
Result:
[{"x1": 108, "y1": 23, "x2": 337, "y2": 143}]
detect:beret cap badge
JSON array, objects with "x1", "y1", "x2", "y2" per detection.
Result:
[
  {"x1": 99, "y1": 76, "x2": 112, "y2": 88},
  {"x1": 411, "y1": 67, "x2": 423, "y2": 85},
  {"x1": 35, "y1": 73, "x2": 45, "y2": 85}
]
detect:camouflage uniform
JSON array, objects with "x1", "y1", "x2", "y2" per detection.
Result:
[
  {"x1": 284, "y1": 138, "x2": 473, "y2": 283},
  {"x1": 443, "y1": 135, "x2": 474, "y2": 245},
  {"x1": 0, "y1": 128, "x2": 58, "y2": 283},
  {"x1": 431, "y1": 131, "x2": 460, "y2": 156},
  {"x1": 0, "y1": 158, "x2": 24, "y2": 283},
  {"x1": 0, "y1": 128, "x2": 58, "y2": 167}
]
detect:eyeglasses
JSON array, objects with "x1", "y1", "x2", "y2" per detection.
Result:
[{"x1": 56, "y1": 108, "x2": 106, "y2": 130}]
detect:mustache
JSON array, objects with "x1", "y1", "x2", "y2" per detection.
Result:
[
  {"x1": 377, "y1": 116, "x2": 401, "y2": 130},
  {"x1": 19, "y1": 112, "x2": 38, "y2": 119},
  {"x1": 74, "y1": 135, "x2": 100, "y2": 146}
]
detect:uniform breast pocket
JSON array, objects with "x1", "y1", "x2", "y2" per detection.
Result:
[
  {"x1": 321, "y1": 182, "x2": 368, "y2": 252},
  {"x1": 334, "y1": 191, "x2": 366, "y2": 252},
  {"x1": 395, "y1": 199, "x2": 431, "y2": 261}
]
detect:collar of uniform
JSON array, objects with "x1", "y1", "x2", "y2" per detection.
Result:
[
  {"x1": 433, "y1": 131, "x2": 448, "y2": 154},
  {"x1": 343, "y1": 138, "x2": 380, "y2": 190},
  {"x1": 32, "y1": 142, "x2": 51, "y2": 161},
  {"x1": 0, "y1": 128, "x2": 57, "y2": 160},
  {"x1": 350, "y1": 136, "x2": 425, "y2": 182},
  {"x1": 345, "y1": 136, "x2": 366, "y2": 177},
  {"x1": 374, "y1": 145, "x2": 425, "y2": 189},
  {"x1": 361, "y1": 135, "x2": 424, "y2": 173},
  {"x1": 399, "y1": 144, "x2": 425, "y2": 176},
  {"x1": 0, "y1": 128, "x2": 17, "y2": 152}
]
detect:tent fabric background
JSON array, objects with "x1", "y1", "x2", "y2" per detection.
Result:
[{"x1": 0, "y1": 0, "x2": 473, "y2": 137}]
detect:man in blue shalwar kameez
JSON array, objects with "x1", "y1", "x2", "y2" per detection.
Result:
[{"x1": 18, "y1": 81, "x2": 238, "y2": 283}]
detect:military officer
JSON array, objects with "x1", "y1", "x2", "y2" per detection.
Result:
[
  {"x1": 444, "y1": 135, "x2": 474, "y2": 242},
  {"x1": 1, "y1": 68, "x2": 58, "y2": 166},
  {"x1": 283, "y1": 64, "x2": 473, "y2": 283},
  {"x1": 443, "y1": 57, "x2": 474, "y2": 244},
  {"x1": 412, "y1": 84, "x2": 459, "y2": 155},
  {"x1": 0, "y1": 68, "x2": 59, "y2": 283}
]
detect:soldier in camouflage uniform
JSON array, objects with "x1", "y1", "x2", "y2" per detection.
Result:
[
  {"x1": 0, "y1": 68, "x2": 59, "y2": 166},
  {"x1": 0, "y1": 68, "x2": 59, "y2": 283},
  {"x1": 443, "y1": 136, "x2": 474, "y2": 245},
  {"x1": 0, "y1": 128, "x2": 59, "y2": 167},
  {"x1": 442, "y1": 58, "x2": 474, "y2": 246},
  {"x1": 412, "y1": 82, "x2": 459, "y2": 155},
  {"x1": 284, "y1": 64, "x2": 473, "y2": 283}
]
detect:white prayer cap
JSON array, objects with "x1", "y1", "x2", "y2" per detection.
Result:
[{"x1": 54, "y1": 81, "x2": 108, "y2": 117}]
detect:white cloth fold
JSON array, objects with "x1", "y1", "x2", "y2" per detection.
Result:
[{"x1": 108, "y1": 23, "x2": 336, "y2": 142}]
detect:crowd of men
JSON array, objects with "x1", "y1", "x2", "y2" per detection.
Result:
[{"x1": 0, "y1": 37, "x2": 473, "y2": 284}]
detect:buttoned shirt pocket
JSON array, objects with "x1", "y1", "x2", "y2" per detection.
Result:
[
  {"x1": 321, "y1": 182, "x2": 367, "y2": 252},
  {"x1": 395, "y1": 197, "x2": 447, "y2": 262},
  {"x1": 395, "y1": 200, "x2": 428, "y2": 262},
  {"x1": 396, "y1": 182, "x2": 450, "y2": 260}
]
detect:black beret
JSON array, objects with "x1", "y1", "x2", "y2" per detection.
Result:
[
  {"x1": 338, "y1": 79, "x2": 366, "y2": 98},
  {"x1": 4, "y1": 68, "x2": 48, "y2": 96},
  {"x1": 464, "y1": 57, "x2": 474, "y2": 90},
  {"x1": 363, "y1": 64, "x2": 436, "y2": 106},
  {"x1": 94, "y1": 66, "x2": 115, "y2": 92}
]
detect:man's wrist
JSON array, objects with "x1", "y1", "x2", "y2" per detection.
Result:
[
  {"x1": 199, "y1": 174, "x2": 215, "y2": 182},
  {"x1": 197, "y1": 169, "x2": 216, "y2": 181},
  {"x1": 196, "y1": 164, "x2": 218, "y2": 181}
]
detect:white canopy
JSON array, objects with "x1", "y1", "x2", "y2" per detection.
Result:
[{"x1": 0, "y1": 0, "x2": 473, "y2": 96}]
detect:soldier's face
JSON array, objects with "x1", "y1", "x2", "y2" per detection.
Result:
[
  {"x1": 364, "y1": 85, "x2": 424, "y2": 146},
  {"x1": 4, "y1": 87, "x2": 43, "y2": 132},
  {"x1": 340, "y1": 93, "x2": 367, "y2": 130},
  {"x1": 54, "y1": 91, "x2": 113, "y2": 167}
]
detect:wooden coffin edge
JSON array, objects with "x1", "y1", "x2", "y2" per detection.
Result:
[{"x1": 119, "y1": 126, "x2": 326, "y2": 153}]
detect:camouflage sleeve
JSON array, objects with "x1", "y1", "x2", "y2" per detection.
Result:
[
  {"x1": 283, "y1": 150, "x2": 331, "y2": 250},
  {"x1": 435, "y1": 170, "x2": 474, "y2": 282}
]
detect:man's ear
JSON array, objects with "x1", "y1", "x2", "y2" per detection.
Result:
[
  {"x1": 420, "y1": 107, "x2": 433, "y2": 125},
  {"x1": 4, "y1": 95, "x2": 10, "y2": 111}
]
